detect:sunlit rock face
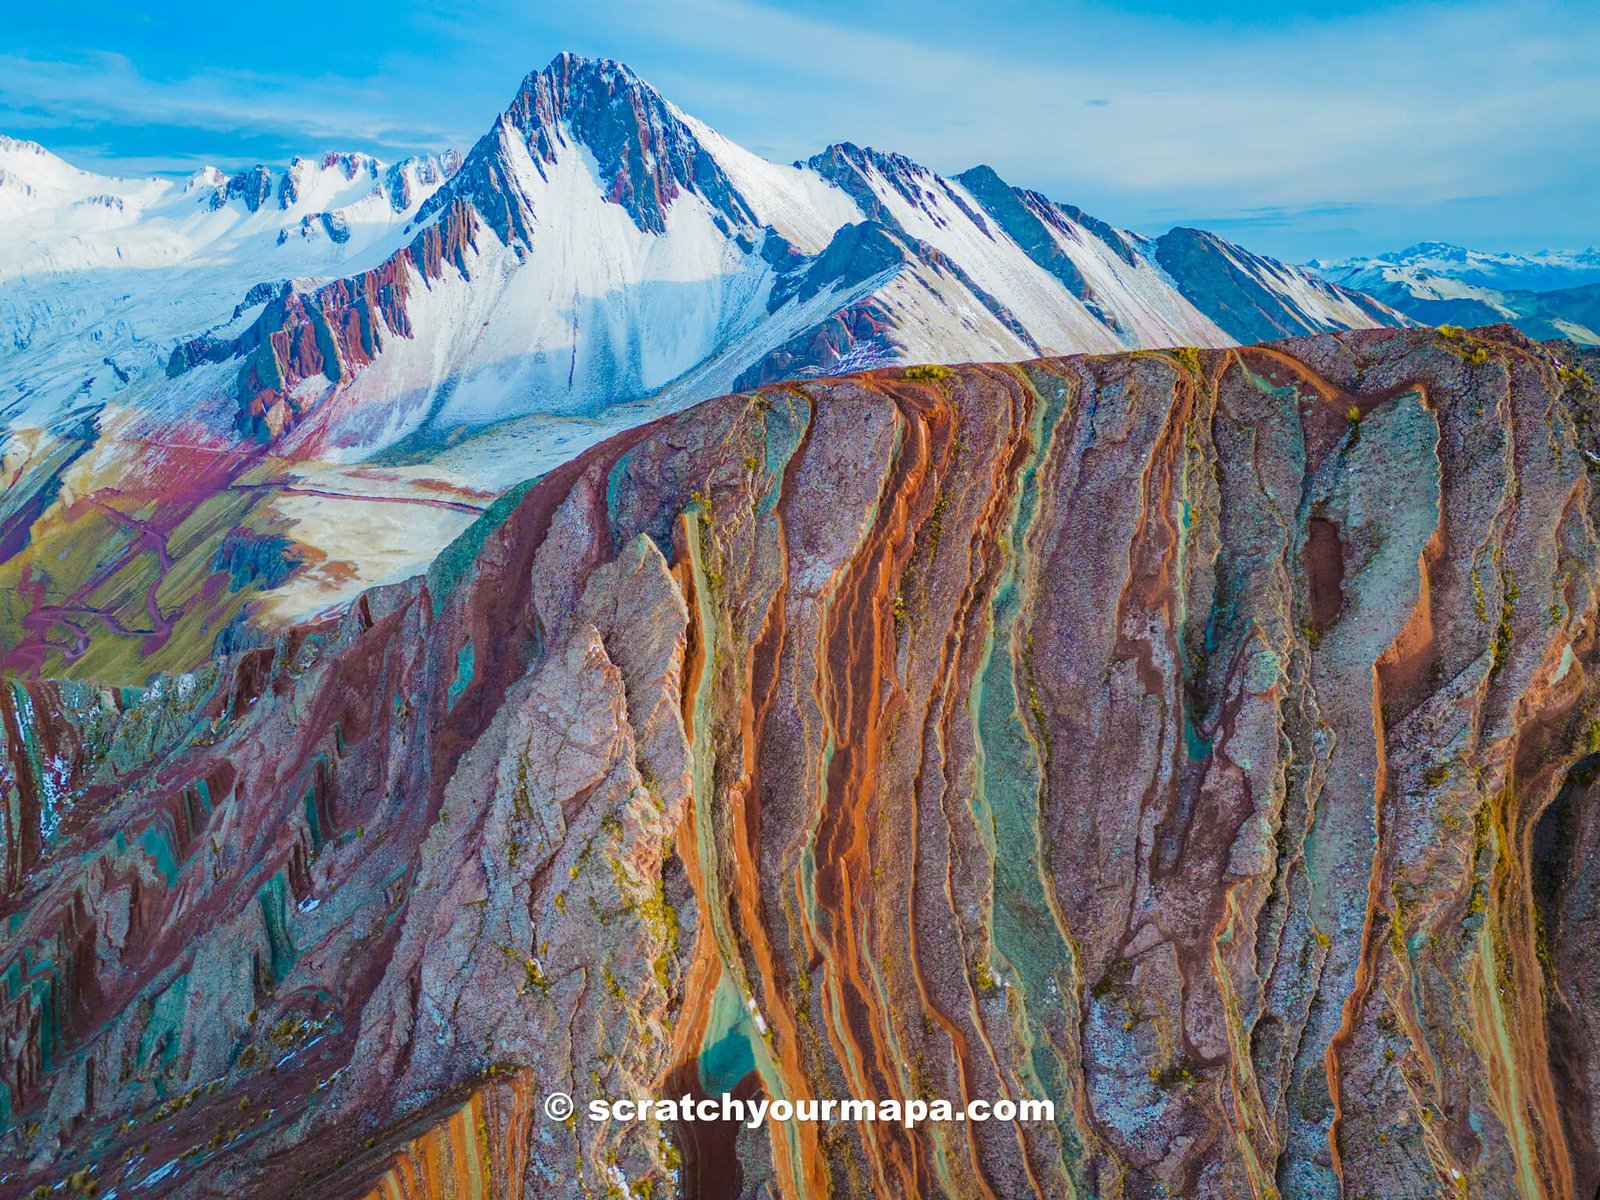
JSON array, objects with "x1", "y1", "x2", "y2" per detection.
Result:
[{"x1": 4, "y1": 327, "x2": 1600, "y2": 1199}]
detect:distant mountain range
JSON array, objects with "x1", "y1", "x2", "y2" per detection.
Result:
[
  {"x1": 1311, "y1": 242, "x2": 1600, "y2": 345},
  {"x1": 0, "y1": 53, "x2": 1471, "y2": 680}
]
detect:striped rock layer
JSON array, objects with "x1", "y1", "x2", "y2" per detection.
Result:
[{"x1": 3, "y1": 327, "x2": 1600, "y2": 1199}]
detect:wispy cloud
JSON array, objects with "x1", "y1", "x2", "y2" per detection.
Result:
[
  {"x1": 607, "y1": 0, "x2": 1600, "y2": 200},
  {"x1": 0, "y1": 51, "x2": 465, "y2": 168}
]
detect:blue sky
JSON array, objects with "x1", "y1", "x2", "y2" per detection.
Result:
[{"x1": 4, "y1": 0, "x2": 1596, "y2": 261}]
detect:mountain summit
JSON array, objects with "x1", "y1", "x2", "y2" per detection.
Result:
[{"x1": 8, "y1": 53, "x2": 1404, "y2": 451}]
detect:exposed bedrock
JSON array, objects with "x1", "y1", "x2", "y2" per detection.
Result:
[{"x1": 3, "y1": 328, "x2": 1600, "y2": 1199}]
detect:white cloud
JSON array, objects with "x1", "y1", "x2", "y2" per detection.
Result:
[{"x1": 0, "y1": 51, "x2": 464, "y2": 162}]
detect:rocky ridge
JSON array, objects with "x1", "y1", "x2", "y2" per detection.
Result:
[{"x1": 4, "y1": 327, "x2": 1599, "y2": 1198}]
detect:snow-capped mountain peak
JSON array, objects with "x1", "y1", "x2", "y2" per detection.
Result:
[
  {"x1": 423, "y1": 51, "x2": 761, "y2": 244},
  {"x1": 2, "y1": 52, "x2": 1414, "y2": 651},
  {"x1": 185, "y1": 165, "x2": 228, "y2": 192},
  {"x1": 1388, "y1": 240, "x2": 1472, "y2": 264},
  {"x1": 0, "y1": 136, "x2": 109, "y2": 214},
  {"x1": 6, "y1": 50, "x2": 1410, "y2": 452}
]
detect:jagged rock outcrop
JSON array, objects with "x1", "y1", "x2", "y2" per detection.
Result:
[
  {"x1": 171, "y1": 197, "x2": 485, "y2": 441},
  {"x1": 4, "y1": 328, "x2": 1600, "y2": 1199}
]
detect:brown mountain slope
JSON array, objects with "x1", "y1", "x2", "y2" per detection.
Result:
[{"x1": 3, "y1": 328, "x2": 1600, "y2": 1199}]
